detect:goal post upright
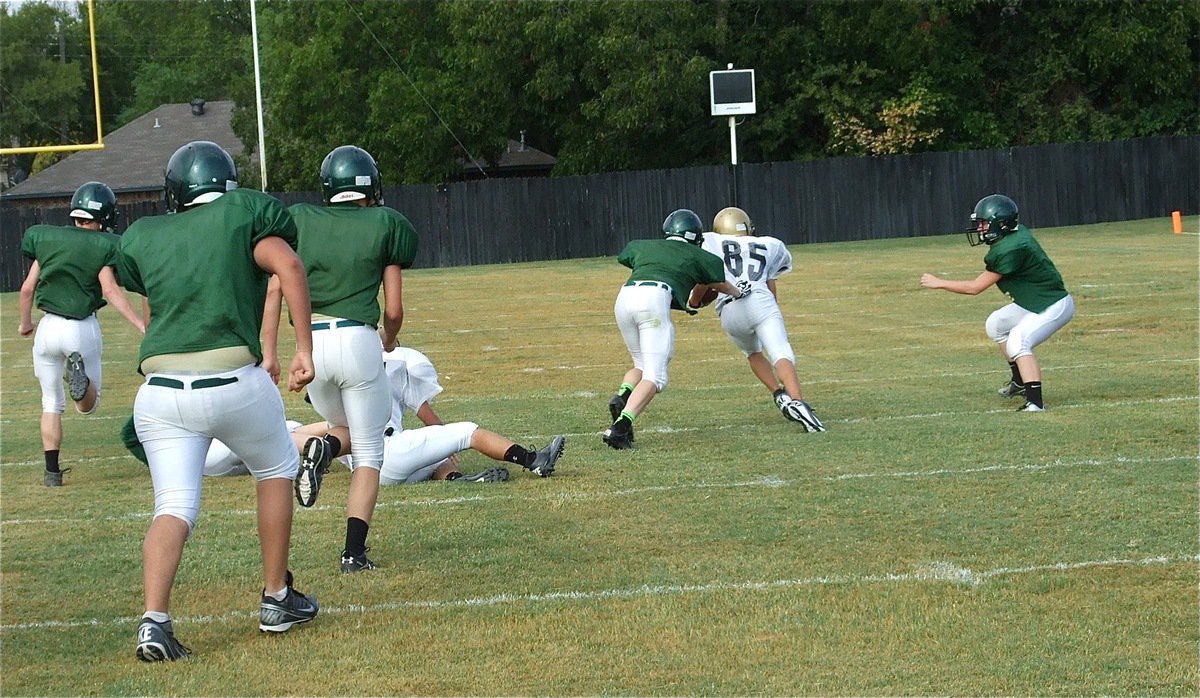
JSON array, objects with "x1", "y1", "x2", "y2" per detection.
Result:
[{"x1": 1, "y1": 0, "x2": 105, "y2": 156}]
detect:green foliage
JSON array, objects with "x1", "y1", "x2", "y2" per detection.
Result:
[
  {"x1": 92, "y1": 0, "x2": 253, "y2": 127},
  {"x1": 1, "y1": 218, "x2": 1197, "y2": 694},
  {"x1": 0, "y1": 1, "x2": 90, "y2": 163},
  {"x1": 2, "y1": 0, "x2": 1197, "y2": 185}
]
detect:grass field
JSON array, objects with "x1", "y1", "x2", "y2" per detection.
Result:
[{"x1": 1, "y1": 217, "x2": 1196, "y2": 696}]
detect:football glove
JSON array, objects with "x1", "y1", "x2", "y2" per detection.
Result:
[{"x1": 734, "y1": 280, "x2": 753, "y2": 299}]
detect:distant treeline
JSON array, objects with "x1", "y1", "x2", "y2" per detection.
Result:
[{"x1": 3, "y1": 1, "x2": 1197, "y2": 188}]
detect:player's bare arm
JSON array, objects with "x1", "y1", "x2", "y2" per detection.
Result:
[
  {"x1": 920, "y1": 270, "x2": 1001, "y2": 295},
  {"x1": 380, "y1": 264, "x2": 403, "y2": 352},
  {"x1": 98, "y1": 266, "x2": 146, "y2": 334},
  {"x1": 687, "y1": 283, "x2": 716, "y2": 309},
  {"x1": 260, "y1": 276, "x2": 283, "y2": 383},
  {"x1": 17, "y1": 260, "x2": 39, "y2": 337},
  {"x1": 253, "y1": 236, "x2": 314, "y2": 391}
]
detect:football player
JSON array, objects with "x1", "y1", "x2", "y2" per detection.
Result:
[
  {"x1": 920, "y1": 194, "x2": 1075, "y2": 411},
  {"x1": 192, "y1": 346, "x2": 565, "y2": 484},
  {"x1": 693, "y1": 207, "x2": 825, "y2": 431},
  {"x1": 117, "y1": 141, "x2": 319, "y2": 661},
  {"x1": 277, "y1": 145, "x2": 418, "y2": 574},
  {"x1": 17, "y1": 181, "x2": 145, "y2": 486},
  {"x1": 603, "y1": 209, "x2": 748, "y2": 449}
]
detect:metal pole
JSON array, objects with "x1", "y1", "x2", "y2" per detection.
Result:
[
  {"x1": 250, "y1": 0, "x2": 268, "y2": 191},
  {"x1": 729, "y1": 115, "x2": 738, "y2": 166}
]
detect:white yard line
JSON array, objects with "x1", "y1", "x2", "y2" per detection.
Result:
[
  {"x1": 0, "y1": 454, "x2": 1192, "y2": 525},
  {"x1": 1, "y1": 553, "x2": 1193, "y2": 632}
]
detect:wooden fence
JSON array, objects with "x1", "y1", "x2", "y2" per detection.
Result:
[{"x1": 2, "y1": 136, "x2": 1196, "y2": 291}]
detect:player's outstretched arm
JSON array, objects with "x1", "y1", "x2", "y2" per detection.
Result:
[{"x1": 920, "y1": 270, "x2": 1001, "y2": 296}]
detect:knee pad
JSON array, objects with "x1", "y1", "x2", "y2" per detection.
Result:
[
  {"x1": 1005, "y1": 333, "x2": 1032, "y2": 361},
  {"x1": 649, "y1": 375, "x2": 668, "y2": 393},
  {"x1": 985, "y1": 313, "x2": 1007, "y2": 343}
]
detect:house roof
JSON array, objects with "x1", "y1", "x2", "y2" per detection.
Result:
[
  {"x1": 462, "y1": 138, "x2": 556, "y2": 174},
  {"x1": 1, "y1": 100, "x2": 245, "y2": 200}
]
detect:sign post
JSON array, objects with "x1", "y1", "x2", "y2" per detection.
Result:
[{"x1": 709, "y1": 65, "x2": 756, "y2": 166}]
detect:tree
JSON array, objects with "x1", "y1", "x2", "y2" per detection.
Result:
[
  {"x1": 0, "y1": 1, "x2": 92, "y2": 173},
  {"x1": 93, "y1": 0, "x2": 253, "y2": 128}
]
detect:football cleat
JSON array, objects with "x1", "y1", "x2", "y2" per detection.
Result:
[
  {"x1": 136, "y1": 618, "x2": 192, "y2": 662},
  {"x1": 43, "y1": 468, "x2": 69, "y2": 487},
  {"x1": 259, "y1": 571, "x2": 319, "y2": 632},
  {"x1": 454, "y1": 467, "x2": 510, "y2": 483},
  {"x1": 602, "y1": 422, "x2": 634, "y2": 450},
  {"x1": 783, "y1": 399, "x2": 827, "y2": 432},
  {"x1": 772, "y1": 389, "x2": 790, "y2": 410},
  {"x1": 65, "y1": 352, "x2": 89, "y2": 402},
  {"x1": 1016, "y1": 402, "x2": 1045, "y2": 412},
  {"x1": 340, "y1": 548, "x2": 377, "y2": 573},
  {"x1": 608, "y1": 394, "x2": 627, "y2": 422},
  {"x1": 294, "y1": 437, "x2": 331, "y2": 508},
  {"x1": 528, "y1": 436, "x2": 566, "y2": 477},
  {"x1": 998, "y1": 380, "x2": 1026, "y2": 398}
]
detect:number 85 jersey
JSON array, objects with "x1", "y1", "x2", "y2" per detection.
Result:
[{"x1": 700, "y1": 232, "x2": 793, "y2": 299}]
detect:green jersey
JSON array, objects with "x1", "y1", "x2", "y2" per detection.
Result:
[
  {"x1": 618, "y1": 238, "x2": 726, "y2": 312},
  {"x1": 984, "y1": 224, "x2": 1069, "y2": 313},
  {"x1": 289, "y1": 203, "x2": 419, "y2": 326},
  {"x1": 20, "y1": 224, "x2": 119, "y2": 319},
  {"x1": 117, "y1": 189, "x2": 297, "y2": 368}
]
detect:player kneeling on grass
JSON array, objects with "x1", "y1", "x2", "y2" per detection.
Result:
[
  {"x1": 919, "y1": 194, "x2": 1075, "y2": 412},
  {"x1": 116, "y1": 141, "x2": 318, "y2": 662},
  {"x1": 17, "y1": 181, "x2": 146, "y2": 487},
  {"x1": 604, "y1": 208, "x2": 749, "y2": 449},
  {"x1": 692, "y1": 206, "x2": 825, "y2": 432},
  {"x1": 178, "y1": 347, "x2": 565, "y2": 495}
]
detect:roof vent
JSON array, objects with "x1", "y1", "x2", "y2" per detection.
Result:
[{"x1": 190, "y1": 99, "x2": 206, "y2": 116}]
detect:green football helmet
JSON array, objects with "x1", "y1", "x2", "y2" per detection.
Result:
[
  {"x1": 662, "y1": 208, "x2": 704, "y2": 244},
  {"x1": 968, "y1": 194, "x2": 1019, "y2": 246},
  {"x1": 164, "y1": 141, "x2": 238, "y2": 213},
  {"x1": 320, "y1": 145, "x2": 383, "y2": 205},
  {"x1": 69, "y1": 181, "x2": 118, "y2": 231}
]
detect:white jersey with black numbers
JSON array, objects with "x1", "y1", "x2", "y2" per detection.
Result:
[{"x1": 700, "y1": 232, "x2": 792, "y2": 299}]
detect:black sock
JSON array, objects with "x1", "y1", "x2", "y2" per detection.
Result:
[
  {"x1": 323, "y1": 434, "x2": 342, "y2": 458},
  {"x1": 617, "y1": 385, "x2": 633, "y2": 401},
  {"x1": 502, "y1": 444, "x2": 535, "y2": 467},
  {"x1": 45, "y1": 450, "x2": 60, "y2": 473},
  {"x1": 344, "y1": 517, "x2": 369, "y2": 557},
  {"x1": 614, "y1": 415, "x2": 632, "y2": 431},
  {"x1": 1024, "y1": 381, "x2": 1043, "y2": 407},
  {"x1": 1008, "y1": 362, "x2": 1023, "y2": 386}
]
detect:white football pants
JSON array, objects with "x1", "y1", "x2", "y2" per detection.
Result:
[
  {"x1": 135, "y1": 364, "x2": 298, "y2": 531},
  {"x1": 307, "y1": 324, "x2": 389, "y2": 471},
  {"x1": 716, "y1": 292, "x2": 797, "y2": 365},
  {"x1": 614, "y1": 285, "x2": 675, "y2": 392},
  {"x1": 985, "y1": 295, "x2": 1076, "y2": 360},
  {"x1": 32, "y1": 312, "x2": 102, "y2": 413}
]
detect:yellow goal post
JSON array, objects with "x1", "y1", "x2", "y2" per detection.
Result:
[{"x1": 1, "y1": 0, "x2": 104, "y2": 155}]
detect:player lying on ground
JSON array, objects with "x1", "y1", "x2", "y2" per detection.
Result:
[{"x1": 121, "y1": 346, "x2": 566, "y2": 492}]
